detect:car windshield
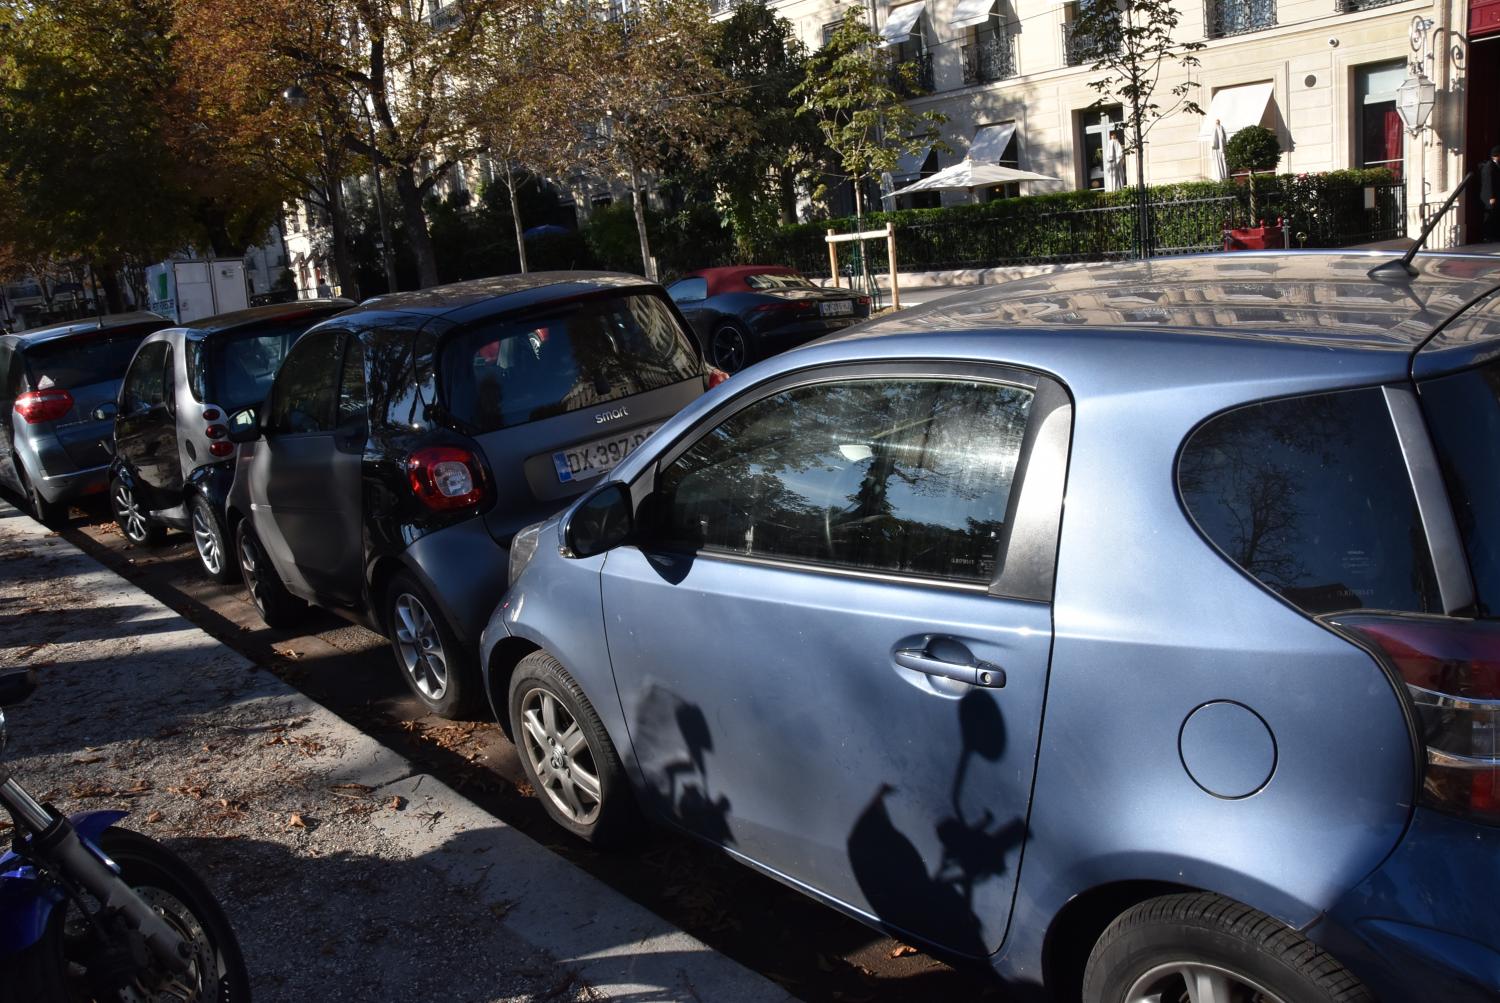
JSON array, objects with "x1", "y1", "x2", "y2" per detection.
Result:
[
  {"x1": 188, "y1": 320, "x2": 310, "y2": 413},
  {"x1": 745, "y1": 273, "x2": 814, "y2": 290},
  {"x1": 22, "y1": 329, "x2": 156, "y2": 391},
  {"x1": 439, "y1": 293, "x2": 700, "y2": 433}
]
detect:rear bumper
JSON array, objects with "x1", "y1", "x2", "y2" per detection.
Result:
[
  {"x1": 1311, "y1": 808, "x2": 1500, "y2": 1001},
  {"x1": 30, "y1": 460, "x2": 108, "y2": 504}
]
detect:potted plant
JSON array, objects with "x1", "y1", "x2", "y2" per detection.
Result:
[{"x1": 1223, "y1": 125, "x2": 1285, "y2": 250}]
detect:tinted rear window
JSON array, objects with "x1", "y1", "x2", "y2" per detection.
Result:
[
  {"x1": 439, "y1": 293, "x2": 700, "y2": 433},
  {"x1": 22, "y1": 329, "x2": 156, "y2": 390},
  {"x1": 746, "y1": 273, "x2": 814, "y2": 290},
  {"x1": 1420, "y1": 360, "x2": 1500, "y2": 616},
  {"x1": 1178, "y1": 387, "x2": 1439, "y2": 616},
  {"x1": 187, "y1": 320, "x2": 311, "y2": 413}
]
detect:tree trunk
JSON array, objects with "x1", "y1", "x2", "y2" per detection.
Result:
[
  {"x1": 778, "y1": 166, "x2": 798, "y2": 225},
  {"x1": 96, "y1": 265, "x2": 124, "y2": 314},
  {"x1": 324, "y1": 178, "x2": 359, "y2": 302},
  {"x1": 393, "y1": 167, "x2": 440, "y2": 288},
  {"x1": 629, "y1": 166, "x2": 656, "y2": 281},
  {"x1": 506, "y1": 161, "x2": 529, "y2": 274}
]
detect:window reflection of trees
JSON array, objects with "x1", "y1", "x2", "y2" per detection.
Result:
[
  {"x1": 659, "y1": 379, "x2": 1033, "y2": 583},
  {"x1": 1179, "y1": 389, "x2": 1440, "y2": 615},
  {"x1": 441, "y1": 295, "x2": 699, "y2": 432}
]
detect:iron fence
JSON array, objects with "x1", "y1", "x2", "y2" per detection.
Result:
[
  {"x1": 1206, "y1": 0, "x2": 1276, "y2": 38},
  {"x1": 961, "y1": 34, "x2": 1017, "y2": 85}
]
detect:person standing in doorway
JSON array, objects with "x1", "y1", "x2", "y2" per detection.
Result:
[
  {"x1": 1105, "y1": 129, "x2": 1128, "y2": 193},
  {"x1": 1481, "y1": 146, "x2": 1500, "y2": 243}
]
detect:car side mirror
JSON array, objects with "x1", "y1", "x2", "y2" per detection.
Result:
[
  {"x1": 226, "y1": 422, "x2": 261, "y2": 444},
  {"x1": 92, "y1": 401, "x2": 118, "y2": 422},
  {"x1": 563, "y1": 482, "x2": 633, "y2": 558}
]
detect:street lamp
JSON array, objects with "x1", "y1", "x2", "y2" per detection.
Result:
[{"x1": 1395, "y1": 69, "x2": 1437, "y2": 134}]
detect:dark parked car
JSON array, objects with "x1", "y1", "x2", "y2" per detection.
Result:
[
  {"x1": 225, "y1": 273, "x2": 712, "y2": 717},
  {"x1": 101, "y1": 300, "x2": 353, "y2": 581},
  {"x1": 0, "y1": 312, "x2": 171, "y2": 522},
  {"x1": 487, "y1": 251, "x2": 1500, "y2": 1002},
  {"x1": 666, "y1": 265, "x2": 869, "y2": 374}
]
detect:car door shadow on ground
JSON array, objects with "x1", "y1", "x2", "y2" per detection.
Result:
[{"x1": 848, "y1": 688, "x2": 1024, "y2": 964}]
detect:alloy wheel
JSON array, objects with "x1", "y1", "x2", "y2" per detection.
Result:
[
  {"x1": 711, "y1": 326, "x2": 747, "y2": 373},
  {"x1": 238, "y1": 533, "x2": 267, "y2": 614},
  {"x1": 392, "y1": 593, "x2": 448, "y2": 701},
  {"x1": 518, "y1": 686, "x2": 602, "y2": 825},
  {"x1": 192, "y1": 506, "x2": 222, "y2": 576},
  {"x1": 113, "y1": 483, "x2": 149, "y2": 543},
  {"x1": 1124, "y1": 961, "x2": 1287, "y2": 1003}
]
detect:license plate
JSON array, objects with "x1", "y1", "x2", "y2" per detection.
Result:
[
  {"x1": 820, "y1": 299, "x2": 854, "y2": 317},
  {"x1": 553, "y1": 425, "x2": 661, "y2": 484}
]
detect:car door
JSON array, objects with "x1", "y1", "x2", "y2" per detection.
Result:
[
  {"x1": 600, "y1": 364, "x2": 1071, "y2": 959},
  {"x1": 114, "y1": 341, "x2": 177, "y2": 511},
  {"x1": 246, "y1": 328, "x2": 364, "y2": 605}
]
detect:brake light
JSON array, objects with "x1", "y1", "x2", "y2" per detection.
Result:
[
  {"x1": 707, "y1": 367, "x2": 730, "y2": 389},
  {"x1": 205, "y1": 424, "x2": 227, "y2": 439},
  {"x1": 751, "y1": 299, "x2": 816, "y2": 314},
  {"x1": 14, "y1": 389, "x2": 73, "y2": 424},
  {"x1": 407, "y1": 445, "x2": 487, "y2": 511},
  {"x1": 1330, "y1": 614, "x2": 1500, "y2": 825},
  {"x1": 208, "y1": 441, "x2": 234, "y2": 458},
  {"x1": 202, "y1": 408, "x2": 221, "y2": 421}
]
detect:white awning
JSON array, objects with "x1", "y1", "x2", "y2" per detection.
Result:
[
  {"x1": 883, "y1": 160, "x2": 1060, "y2": 200},
  {"x1": 880, "y1": 2, "x2": 926, "y2": 45},
  {"x1": 950, "y1": 0, "x2": 996, "y2": 29},
  {"x1": 1199, "y1": 81, "x2": 1274, "y2": 139},
  {"x1": 892, "y1": 142, "x2": 934, "y2": 180},
  {"x1": 970, "y1": 122, "x2": 1018, "y2": 163}
]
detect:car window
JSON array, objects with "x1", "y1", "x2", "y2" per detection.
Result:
[
  {"x1": 668, "y1": 278, "x2": 707, "y2": 302},
  {"x1": 439, "y1": 292, "x2": 700, "y2": 433},
  {"x1": 0, "y1": 347, "x2": 13, "y2": 400},
  {"x1": 267, "y1": 331, "x2": 342, "y2": 435},
  {"x1": 26, "y1": 329, "x2": 157, "y2": 392},
  {"x1": 122, "y1": 342, "x2": 170, "y2": 411},
  {"x1": 1418, "y1": 359, "x2": 1500, "y2": 616},
  {"x1": 652, "y1": 378, "x2": 1034, "y2": 584},
  {"x1": 745, "y1": 273, "x2": 814, "y2": 290},
  {"x1": 1178, "y1": 387, "x2": 1440, "y2": 616},
  {"x1": 188, "y1": 320, "x2": 309, "y2": 413},
  {"x1": 336, "y1": 339, "x2": 367, "y2": 430}
]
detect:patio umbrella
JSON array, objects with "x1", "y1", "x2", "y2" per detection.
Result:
[{"x1": 884, "y1": 160, "x2": 1059, "y2": 200}]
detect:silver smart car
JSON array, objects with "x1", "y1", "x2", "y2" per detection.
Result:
[{"x1": 0, "y1": 312, "x2": 171, "y2": 522}]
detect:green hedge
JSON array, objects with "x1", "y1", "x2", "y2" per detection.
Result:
[{"x1": 747, "y1": 169, "x2": 1399, "y2": 276}]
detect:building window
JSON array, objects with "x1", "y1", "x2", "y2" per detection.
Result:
[
  {"x1": 1206, "y1": 0, "x2": 1276, "y2": 39},
  {"x1": 820, "y1": 20, "x2": 842, "y2": 47},
  {"x1": 896, "y1": 150, "x2": 943, "y2": 210},
  {"x1": 1078, "y1": 106, "x2": 1124, "y2": 190},
  {"x1": 1355, "y1": 61, "x2": 1406, "y2": 180},
  {"x1": 882, "y1": 3, "x2": 933, "y2": 95},
  {"x1": 961, "y1": 17, "x2": 1016, "y2": 85}
]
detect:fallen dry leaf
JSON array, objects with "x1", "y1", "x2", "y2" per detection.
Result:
[
  {"x1": 387, "y1": 796, "x2": 406, "y2": 811},
  {"x1": 287, "y1": 812, "x2": 308, "y2": 829},
  {"x1": 145, "y1": 810, "x2": 164, "y2": 824},
  {"x1": 71, "y1": 754, "x2": 104, "y2": 765},
  {"x1": 887, "y1": 943, "x2": 919, "y2": 959}
]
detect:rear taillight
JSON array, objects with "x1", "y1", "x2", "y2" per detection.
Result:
[
  {"x1": 208, "y1": 441, "x2": 234, "y2": 458},
  {"x1": 707, "y1": 367, "x2": 730, "y2": 389},
  {"x1": 407, "y1": 445, "x2": 487, "y2": 512},
  {"x1": 751, "y1": 300, "x2": 816, "y2": 314},
  {"x1": 1331, "y1": 614, "x2": 1500, "y2": 825},
  {"x1": 14, "y1": 389, "x2": 73, "y2": 424}
]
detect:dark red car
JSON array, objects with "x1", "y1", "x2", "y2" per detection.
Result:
[{"x1": 665, "y1": 266, "x2": 870, "y2": 373}]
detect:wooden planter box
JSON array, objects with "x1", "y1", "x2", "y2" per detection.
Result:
[{"x1": 1223, "y1": 221, "x2": 1286, "y2": 251}]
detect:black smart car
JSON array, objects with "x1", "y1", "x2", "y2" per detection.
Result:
[
  {"x1": 225, "y1": 273, "x2": 713, "y2": 717},
  {"x1": 102, "y1": 300, "x2": 351, "y2": 581}
]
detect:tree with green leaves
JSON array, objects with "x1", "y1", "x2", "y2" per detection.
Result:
[
  {"x1": 707, "y1": 1, "x2": 823, "y2": 245},
  {"x1": 1069, "y1": 0, "x2": 1204, "y2": 254},
  {"x1": 794, "y1": 6, "x2": 944, "y2": 280}
]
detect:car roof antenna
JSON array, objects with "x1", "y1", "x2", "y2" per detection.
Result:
[{"x1": 1369, "y1": 167, "x2": 1476, "y2": 281}]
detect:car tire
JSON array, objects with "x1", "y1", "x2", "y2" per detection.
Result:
[
  {"x1": 709, "y1": 322, "x2": 752, "y2": 374},
  {"x1": 15, "y1": 464, "x2": 64, "y2": 526},
  {"x1": 190, "y1": 494, "x2": 236, "y2": 584},
  {"x1": 1082, "y1": 892, "x2": 1374, "y2": 1003},
  {"x1": 110, "y1": 475, "x2": 165, "y2": 545},
  {"x1": 384, "y1": 572, "x2": 480, "y2": 720},
  {"x1": 509, "y1": 650, "x2": 636, "y2": 846},
  {"x1": 234, "y1": 520, "x2": 306, "y2": 628}
]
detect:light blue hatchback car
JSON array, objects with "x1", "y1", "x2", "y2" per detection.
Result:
[{"x1": 481, "y1": 251, "x2": 1500, "y2": 1002}]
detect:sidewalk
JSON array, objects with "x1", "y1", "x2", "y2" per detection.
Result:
[{"x1": 0, "y1": 501, "x2": 792, "y2": 1002}]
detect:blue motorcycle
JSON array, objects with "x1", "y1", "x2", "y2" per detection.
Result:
[{"x1": 0, "y1": 668, "x2": 248, "y2": 1001}]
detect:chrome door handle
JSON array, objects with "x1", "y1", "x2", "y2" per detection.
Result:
[{"x1": 893, "y1": 642, "x2": 1006, "y2": 688}]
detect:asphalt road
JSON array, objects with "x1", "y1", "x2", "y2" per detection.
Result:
[{"x1": 40, "y1": 497, "x2": 1005, "y2": 1003}]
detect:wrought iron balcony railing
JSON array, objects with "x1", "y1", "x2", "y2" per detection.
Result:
[
  {"x1": 1206, "y1": 0, "x2": 1276, "y2": 37},
  {"x1": 890, "y1": 52, "x2": 935, "y2": 96},
  {"x1": 962, "y1": 33, "x2": 1016, "y2": 85}
]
